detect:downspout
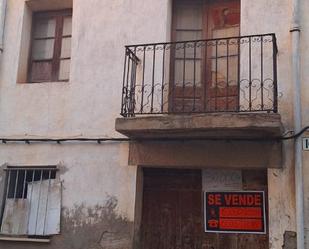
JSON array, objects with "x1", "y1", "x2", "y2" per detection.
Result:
[
  {"x1": 291, "y1": 0, "x2": 304, "y2": 248},
  {"x1": 0, "y1": 0, "x2": 7, "y2": 53}
]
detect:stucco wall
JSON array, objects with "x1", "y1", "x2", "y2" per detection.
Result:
[
  {"x1": 0, "y1": 0, "x2": 172, "y2": 248},
  {"x1": 0, "y1": 0, "x2": 308, "y2": 248},
  {"x1": 0, "y1": 143, "x2": 136, "y2": 249},
  {"x1": 0, "y1": 0, "x2": 172, "y2": 136},
  {"x1": 242, "y1": 1, "x2": 296, "y2": 248}
]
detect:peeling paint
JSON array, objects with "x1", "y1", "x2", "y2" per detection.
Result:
[
  {"x1": 58, "y1": 162, "x2": 69, "y2": 175},
  {"x1": 282, "y1": 231, "x2": 296, "y2": 249},
  {"x1": 0, "y1": 196, "x2": 133, "y2": 249}
]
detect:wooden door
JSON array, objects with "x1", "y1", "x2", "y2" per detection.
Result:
[
  {"x1": 140, "y1": 169, "x2": 269, "y2": 249},
  {"x1": 171, "y1": 0, "x2": 240, "y2": 112},
  {"x1": 141, "y1": 169, "x2": 203, "y2": 249}
]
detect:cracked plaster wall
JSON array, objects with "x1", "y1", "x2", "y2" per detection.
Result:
[{"x1": 1, "y1": 0, "x2": 309, "y2": 248}]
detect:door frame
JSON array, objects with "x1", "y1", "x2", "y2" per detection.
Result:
[
  {"x1": 169, "y1": 0, "x2": 241, "y2": 113},
  {"x1": 134, "y1": 167, "x2": 270, "y2": 249}
]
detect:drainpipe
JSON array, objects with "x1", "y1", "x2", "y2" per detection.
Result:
[
  {"x1": 0, "y1": 0, "x2": 7, "y2": 52},
  {"x1": 291, "y1": 0, "x2": 304, "y2": 248}
]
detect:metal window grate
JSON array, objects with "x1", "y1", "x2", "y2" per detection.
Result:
[
  {"x1": 0, "y1": 166, "x2": 60, "y2": 236},
  {"x1": 5, "y1": 168, "x2": 57, "y2": 199}
]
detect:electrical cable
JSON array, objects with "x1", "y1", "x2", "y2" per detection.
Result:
[
  {"x1": 280, "y1": 126, "x2": 309, "y2": 140},
  {"x1": 0, "y1": 126, "x2": 308, "y2": 144}
]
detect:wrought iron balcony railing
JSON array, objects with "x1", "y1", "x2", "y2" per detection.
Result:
[{"x1": 121, "y1": 33, "x2": 278, "y2": 117}]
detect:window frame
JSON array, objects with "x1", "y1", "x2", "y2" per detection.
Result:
[
  {"x1": 28, "y1": 9, "x2": 72, "y2": 83},
  {"x1": 0, "y1": 166, "x2": 61, "y2": 237}
]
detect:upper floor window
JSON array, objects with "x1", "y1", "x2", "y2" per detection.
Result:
[{"x1": 29, "y1": 10, "x2": 72, "y2": 83}]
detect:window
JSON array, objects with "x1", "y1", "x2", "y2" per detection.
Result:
[
  {"x1": 28, "y1": 10, "x2": 72, "y2": 83},
  {"x1": 0, "y1": 166, "x2": 61, "y2": 237},
  {"x1": 171, "y1": 0, "x2": 240, "y2": 112}
]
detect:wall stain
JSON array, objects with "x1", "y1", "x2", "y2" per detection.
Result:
[
  {"x1": 0, "y1": 196, "x2": 133, "y2": 249},
  {"x1": 282, "y1": 231, "x2": 296, "y2": 249}
]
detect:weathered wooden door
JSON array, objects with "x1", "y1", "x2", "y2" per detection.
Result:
[
  {"x1": 171, "y1": 0, "x2": 240, "y2": 112},
  {"x1": 141, "y1": 169, "x2": 203, "y2": 249},
  {"x1": 140, "y1": 169, "x2": 269, "y2": 249}
]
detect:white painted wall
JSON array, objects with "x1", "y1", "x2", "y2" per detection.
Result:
[
  {"x1": 1, "y1": 0, "x2": 309, "y2": 248},
  {"x1": 0, "y1": 0, "x2": 172, "y2": 223},
  {"x1": 241, "y1": 1, "x2": 299, "y2": 248},
  {"x1": 0, "y1": 143, "x2": 136, "y2": 219}
]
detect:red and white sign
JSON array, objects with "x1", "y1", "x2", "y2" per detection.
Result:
[{"x1": 204, "y1": 191, "x2": 266, "y2": 234}]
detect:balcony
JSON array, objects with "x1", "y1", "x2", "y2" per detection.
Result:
[{"x1": 116, "y1": 34, "x2": 282, "y2": 140}]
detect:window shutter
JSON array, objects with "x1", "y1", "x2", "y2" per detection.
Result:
[
  {"x1": 27, "y1": 179, "x2": 61, "y2": 236},
  {"x1": 1, "y1": 199, "x2": 29, "y2": 235}
]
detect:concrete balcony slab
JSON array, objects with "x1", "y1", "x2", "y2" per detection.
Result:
[{"x1": 115, "y1": 113, "x2": 283, "y2": 139}]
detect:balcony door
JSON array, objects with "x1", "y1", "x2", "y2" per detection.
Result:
[{"x1": 171, "y1": 0, "x2": 240, "y2": 112}]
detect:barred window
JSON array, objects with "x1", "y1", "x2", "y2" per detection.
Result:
[{"x1": 0, "y1": 166, "x2": 61, "y2": 236}]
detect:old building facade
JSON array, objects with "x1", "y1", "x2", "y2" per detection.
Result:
[{"x1": 0, "y1": 0, "x2": 308, "y2": 249}]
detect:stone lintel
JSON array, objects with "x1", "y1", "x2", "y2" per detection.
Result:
[{"x1": 129, "y1": 140, "x2": 282, "y2": 169}]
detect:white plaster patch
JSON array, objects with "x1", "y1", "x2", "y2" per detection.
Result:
[{"x1": 202, "y1": 169, "x2": 242, "y2": 191}]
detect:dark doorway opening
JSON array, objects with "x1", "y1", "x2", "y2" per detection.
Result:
[{"x1": 140, "y1": 168, "x2": 269, "y2": 249}]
